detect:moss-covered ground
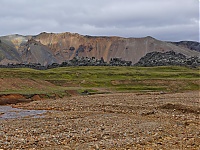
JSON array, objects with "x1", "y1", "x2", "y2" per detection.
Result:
[{"x1": 0, "y1": 66, "x2": 199, "y2": 96}]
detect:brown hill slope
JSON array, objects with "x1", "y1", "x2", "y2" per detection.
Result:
[{"x1": 0, "y1": 32, "x2": 199, "y2": 65}]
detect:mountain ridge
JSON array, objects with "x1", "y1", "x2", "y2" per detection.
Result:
[
  {"x1": 169, "y1": 41, "x2": 200, "y2": 52},
  {"x1": 0, "y1": 32, "x2": 199, "y2": 66}
]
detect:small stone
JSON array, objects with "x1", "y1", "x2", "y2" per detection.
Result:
[{"x1": 95, "y1": 144, "x2": 99, "y2": 150}]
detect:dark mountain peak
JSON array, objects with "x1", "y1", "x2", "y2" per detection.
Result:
[{"x1": 169, "y1": 41, "x2": 200, "y2": 52}]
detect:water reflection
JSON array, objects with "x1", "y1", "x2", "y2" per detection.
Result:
[{"x1": 0, "y1": 106, "x2": 46, "y2": 119}]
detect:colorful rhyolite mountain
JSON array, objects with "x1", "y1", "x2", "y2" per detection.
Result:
[{"x1": 0, "y1": 32, "x2": 199, "y2": 65}]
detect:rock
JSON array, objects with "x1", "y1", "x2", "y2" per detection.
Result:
[
  {"x1": 95, "y1": 144, "x2": 99, "y2": 150},
  {"x1": 134, "y1": 51, "x2": 200, "y2": 67},
  {"x1": 109, "y1": 58, "x2": 132, "y2": 66},
  {"x1": 141, "y1": 110, "x2": 156, "y2": 116},
  {"x1": 69, "y1": 47, "x2": 75, "y2": 51},
  {"x1": 31, "y1": 95, "x2": 42, "y2": 101}
]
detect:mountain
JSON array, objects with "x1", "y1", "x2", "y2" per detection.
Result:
[
  {"x1": 0, "y1": 34, "x2": 57, "y2": 65},
  {"x1": 0, "y1": 32, "x2": 199, "y2": 66},
  {"x1": 169, "y1": 41, "x2": 200, "y2": 52}
]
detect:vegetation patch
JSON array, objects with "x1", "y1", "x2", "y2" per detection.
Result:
[{"x1": 0, "y1": 66, "x2": 199, "y2": 96}]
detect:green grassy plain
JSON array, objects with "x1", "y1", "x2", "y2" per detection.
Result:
[{"x1": 0, "y1": 66, "x2": 199, "y2": 96}]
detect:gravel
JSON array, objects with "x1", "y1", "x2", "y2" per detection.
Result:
[{"x1": 0, "y1": 91, "x2": 199, "y2": 149}]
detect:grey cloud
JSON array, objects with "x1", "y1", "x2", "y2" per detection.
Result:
[{"x1": 0, "y1": 0, "x2": 199, "y2": 41}]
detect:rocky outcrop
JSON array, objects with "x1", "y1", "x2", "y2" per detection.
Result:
[
  {"x1": 19, "y1": 39, "x2": 58, "y2": 66},
  {"x1": 134, "y1": 51, "x2": 200, "y2": 67},
  {"x1": 0, "y1": 32, "x2": 199, "y2": 66},
  {"x1": 0, "y1": 57, "x2": 132, "y2": 70}
]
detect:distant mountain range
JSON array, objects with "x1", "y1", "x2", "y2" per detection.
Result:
[
  {"x1": 0, "y1": 32, "x2": 199, "y2": 66},
  {"x1": 169, "y1": 41, "x2": 200, "y2": 52}
]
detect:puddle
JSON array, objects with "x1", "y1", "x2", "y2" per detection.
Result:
[{"x1": 0, "y1": 106, "x2": 47, "y2": 120}]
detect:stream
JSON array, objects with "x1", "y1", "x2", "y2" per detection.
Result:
[{"x1": 0, "y1": 106, "x2": 47, "y2": 120}]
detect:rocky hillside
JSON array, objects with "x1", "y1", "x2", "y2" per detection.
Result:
[
  {"x1": 134, "y1": 51, "x2": 200, "y2": 67},
  {"x1": 0, "y1": 32, "x2": 199, "y2": 65}
]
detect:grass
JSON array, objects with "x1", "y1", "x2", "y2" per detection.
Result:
[
  {"x1": 115, "y1": 85, "x2": 167, "y2": 91},
  {"x1": 0, "y1": 66, "x2": 199, "y2": 95}
]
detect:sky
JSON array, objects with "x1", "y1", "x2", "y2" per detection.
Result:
[{"x1": 0, "y1": 0, "x2": 199, "y2": 42}]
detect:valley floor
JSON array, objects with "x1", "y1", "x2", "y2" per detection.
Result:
[{"x1": 0, "y1": 91, "x2": 199, "y2": 150}]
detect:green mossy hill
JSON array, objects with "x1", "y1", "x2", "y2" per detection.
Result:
[{"x1": 0, "y1": 66, "x2": 199, "y2": 95}]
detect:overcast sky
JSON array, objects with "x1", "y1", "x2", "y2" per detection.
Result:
[{"x1": 0, "y1": 0, "x2": 199, "y2": 41}]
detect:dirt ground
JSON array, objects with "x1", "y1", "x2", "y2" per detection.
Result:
[{"x1": 0, "y1": 91, "x2": 199, "y2": 150}]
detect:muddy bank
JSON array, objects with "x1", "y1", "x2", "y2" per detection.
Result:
[
  {"x1": 0, "y1": 94, "x2": 41, "y2": 105},
  {"x1": 0, "y1": 90, "x2": 99, "y2": 105}
]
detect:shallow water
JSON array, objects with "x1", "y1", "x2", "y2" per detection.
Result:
[{"x1": 0, "y1": 106, "x2": 46, "y2": 120}]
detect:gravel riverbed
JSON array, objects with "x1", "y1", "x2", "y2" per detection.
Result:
[{"x1": 0, "y1": 91, "x2": 199, "y2": 150}]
